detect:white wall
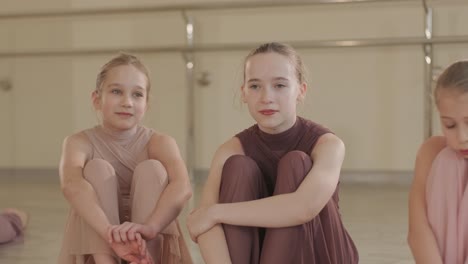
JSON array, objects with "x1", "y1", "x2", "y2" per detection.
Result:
[
  {"x1": 192, "y1": 2, "x2": 425, "y2": 171},
  {"x1": 0, "y1": 0, "x2": 467, "y2": 172}
]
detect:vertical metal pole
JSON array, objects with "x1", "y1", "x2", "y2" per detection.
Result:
[
  {"x1": 182, "y1": 11, "x2": 195, "y2": 178},
  {"x1": 423, "y1": 0, "x2": 433, "y2": 139},
  {"x1": 0, "y1": 77, "x2": 14, "y2": 175}
]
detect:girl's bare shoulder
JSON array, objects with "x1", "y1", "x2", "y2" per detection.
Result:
[
  {"x1": 417, "y1": 136, "x2": 446, "y2": 160},
  {"x1": 62, "y1": 130, "x2": 93, "y2": 158}
]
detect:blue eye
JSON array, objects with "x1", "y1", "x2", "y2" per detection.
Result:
[{"x1": 111, "y1": 89, "x2": 121, "y2": 94}]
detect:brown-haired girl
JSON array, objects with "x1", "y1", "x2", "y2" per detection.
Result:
[{"x1": 187, "y1": 42, "x2": 358, "y2": 264}]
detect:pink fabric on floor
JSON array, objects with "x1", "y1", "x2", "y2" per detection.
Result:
[
  {"x1": 426, "y1": 147, "x2": 468, "y2": 264},
  {"x1": 0, "y1": 213, "x2": 22, "y2": 244}
]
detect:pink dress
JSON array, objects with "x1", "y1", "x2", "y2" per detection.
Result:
[{"x1": 426, "y1": 147, "x2": 468, "y2": 263}]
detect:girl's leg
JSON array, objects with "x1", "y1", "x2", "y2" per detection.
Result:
[
  {"x1": 219, "y1": 155, "x2": 268, "y2": 264},
  {"x1": 130, "y1": 159, "x2": 170, "y2": 263},
  {"x1": 92, "y1": 254, "x2": 118, "y2": 264},
  {"x1": 426, "y1": 147, "x2": 468, "y2": 263},
  {"x1": 83, "y1": 159, "x2": 120, "y2": 263},
  {"x1": 260, "y1": 151, "x2": 312, "y2": 264},
  {"x1": 260, "y1": 151, "x2": 358, "y2": 264}
]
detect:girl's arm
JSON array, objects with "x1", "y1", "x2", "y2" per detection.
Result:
[
  {"x1": 408, "y1": 136, "x2": 445, "y2": 264},
  {"x1": 59, "y1": 133, "x2": 111, "y2": 239},
  {"x1": 191, "y1": 138, "x2": 244, "y2": 264},
  {"x1": 141, "y1": 133, "x2": 193, "y2": 238},
  {"x1": 208, "y1": 133, "x2": 343, "y2": 228}
]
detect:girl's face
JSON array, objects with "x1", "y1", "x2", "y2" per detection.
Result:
[
  {"x1": 437, "y1": 89, "x2": 468, "y2": 157},
  {"x1": 93, "y1": 64, "x2": 148, "y2": 132},
  {"x1": 241, "y1": 52, "x2": 306, "y2": 134}
]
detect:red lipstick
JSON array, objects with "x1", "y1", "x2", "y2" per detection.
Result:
[{"x1": 259, "y1": 109, "x2": 278, "y2": 116}]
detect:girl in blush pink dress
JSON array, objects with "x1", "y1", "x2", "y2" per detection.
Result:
[{"x1": 409, "y1": 60, "x2": 468, "y2": 264}]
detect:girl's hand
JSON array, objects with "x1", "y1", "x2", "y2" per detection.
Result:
[
  {"x1": 107, "y1": 222, "x2": 151, "y2": 264},
  {"x1": 110, "y1": 238, "x2": 154, "y2": 264},
  {"x1": 108, "y1": 222, "x2": 157, "y2": 243},
  {"x1": 186, "y1": 205, "x2": 218, "y2": 243}
]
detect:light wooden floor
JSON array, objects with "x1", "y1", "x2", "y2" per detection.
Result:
[{"x1": 0, "y1": 175, "x2": 414, "y2": 264}]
